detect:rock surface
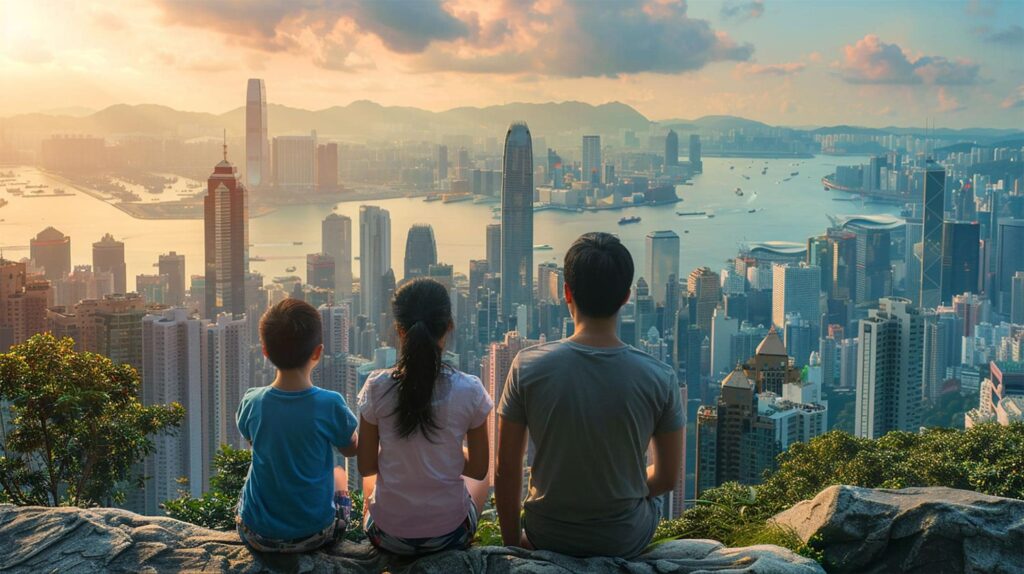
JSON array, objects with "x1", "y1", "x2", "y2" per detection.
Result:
[
  {"x1": 772, "y1": 485, "x2": 1024, "y2": 574},
  {"x1": 0, "y1": 504, "x2": 823, "y2": 573}
]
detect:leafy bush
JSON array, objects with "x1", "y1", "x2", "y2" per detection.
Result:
[{"x1": 0, "y1": 334, "x2": 183, "y2": 507}]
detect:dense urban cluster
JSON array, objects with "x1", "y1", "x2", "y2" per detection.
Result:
[{"x1": 1, "y1": 78, "x2": 1023, "y2": 523}]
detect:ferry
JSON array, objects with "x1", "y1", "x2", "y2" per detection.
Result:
[
  {"x1": 707, "y1": 213, "x2": 716, "y2": 218},
  {"x1": 285, "y1": 266, "x2": 297, "y2": 273},
  {"x1": 442, "y1": 193, "x2": 473, "y2": 203},
  {"x1": 618, "y1": 216, "x2": 641, "y2": 225},
  {"x1": 250, "y1": 256, "x2": 267, "y2": 262},
  {"x1": 748, "y1": 208, "x2": 758, "y2": 213},
  {"x1": 676, "y1": 210, "x2": 707, "y2": 216},
  {"x1": 292, "y1": 241, "x2": 303, "y2": 246},
  {"x1": 423, "y1": 194, "x2": 440, "y2": 202},
  {"x1": 533, "y1": 244, "x2": 553, "y2": 250},
  {"x1": 790, "y1": 171, "x2": 799, "y2": 176}
]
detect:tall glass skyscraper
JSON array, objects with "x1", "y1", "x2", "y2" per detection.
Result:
[
  {"x1": 404, "y1": 224, "x2": 438, "y2": 280},
  {"x1": 940, "y1": 221, "x2": 980, "y2": 304},
  {"x1": 664, "y1": 130, "x2": 679, "y2": 168},
  {"x1": 645, "y1": 230, "x2": 680, "y2": 306},
  {"x1": 359, "y1": 206, "x2": 391, "y2": 322},
  {"x1": 581, "y1": 135, "x2": 601, "y2": 186},
  {"x1": 918, "y1": 169, "x2": 945, "y2": 309},
  {"x1": 245, "y1": 79, "x2": 269, "y2": 188},
  {"x1": 500, "y1": 122, "x2": 533, "y2": 327}
]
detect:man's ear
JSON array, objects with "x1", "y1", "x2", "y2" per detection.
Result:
[{"x1": 563, "y1": 282, "x2": 573, "y2": 304}]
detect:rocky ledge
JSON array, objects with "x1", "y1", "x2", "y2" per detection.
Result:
[
  {"x1": 773, "y1": 485, "x2": 1024, "y2": 574},
  {"x1": 0, "y1": 504, "x2": 820, "y2": 574}
]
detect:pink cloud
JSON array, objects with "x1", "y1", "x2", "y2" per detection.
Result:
[{"x1": 840, "y1": 35, "x2": 980, "y2": 85}]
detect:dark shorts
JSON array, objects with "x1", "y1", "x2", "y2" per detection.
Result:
[
  {"x1": 365, "y1": 499, "x2": 480, "y2": 556},
  {"x1": 236, "y1": 493, "x2": 349, "y2": 553}
]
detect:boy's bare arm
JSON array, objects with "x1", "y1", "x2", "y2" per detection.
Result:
[{"x1": 338, "y1": 430, "x2": 358, "y2": 457}]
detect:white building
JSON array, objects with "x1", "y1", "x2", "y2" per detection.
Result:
[
  {"x1": 202, "y1": 313, "x2": 251, "y2": 454},
  {"x1": 855, "y1": 298, "x2": 924, "y2": 438}
]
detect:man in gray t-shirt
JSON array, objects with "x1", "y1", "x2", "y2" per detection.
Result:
[{"x1": 496, "y1": 232, "x2": 685, "y2": 559}]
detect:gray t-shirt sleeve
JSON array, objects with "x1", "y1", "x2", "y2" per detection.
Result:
[
  {"x1": 654, "y1": 371, "x2": 685, "y2": 434},
  {"x1": 497, "y1": 355, "x2": 526, "y2": 424}
]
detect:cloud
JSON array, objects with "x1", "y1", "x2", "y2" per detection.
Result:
[
  {"x1": 840, "y1": 35, "x2": 980, "y2": 85},
  {"x1": 721, "y1": 0, "x2": 765, "y2": 22},
  {"x1": 153, "y1": 0, "x2": 752, "y2": 78},
  {"x1": 8, "y1": 45, "x2": 54, "y2": 65},
  {"x1": 1002, "y1": 85, "x2": 1024, "y2": 109},
  {"x1": 937, "y1": 88, "x2": 966, "y2": 113},
  {"x1": 983, "y1": 24, "x2": 1024, "y2": 44},
  {"x1": 735, "y1": 61, "x2": 805, "y2": 76}
]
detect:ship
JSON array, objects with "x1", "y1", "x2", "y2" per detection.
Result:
[
  {"x1": 250, "y1": 256, "x2": 267, "y2": 262},
  {"x1": 748, "y1": 208, "x2": 758, "y2": 213},
  {"x1": 292, "y1": 241, "x2": 303, "y2": 246},
  {"x1": 533, "y1": 244, "x2": 553, "y2": 250},
  {"x1": 790, "y1": 171, "x2": 799, "y2": 176},
  {"x1": 618, "y1": 216, "x2": 641, "y2": 225},
  {"x1": 442, "y1": 193, "x2": 473, "y2": 203},
  {"x1": 676, "y1": 211, "x2": 707, "y2": 216},
  {"x1": 285, "y1": 266, "x2": 296, "y2": 273},
  {"x1": 735, "y1": 187, "x2": 744, "y2": 196},
  {"x1": 423, "y1": 194, "x2": 440, "y2": 202}
]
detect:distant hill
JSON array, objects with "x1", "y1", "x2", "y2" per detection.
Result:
[{"x1": 658, "y1": 115, "x2": 771, "y2": 131}]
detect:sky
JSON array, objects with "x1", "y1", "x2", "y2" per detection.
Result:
[{"x1": 0, "y1": 0, "x2": 1022, "y2": 128}]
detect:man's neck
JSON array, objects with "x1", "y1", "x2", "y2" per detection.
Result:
[
  {"x1": 271, "y1": 370, "x2": 313, "y2": 392},
  {"x1": 568, "y1": 315, "x2": 624, "y2": 348}
]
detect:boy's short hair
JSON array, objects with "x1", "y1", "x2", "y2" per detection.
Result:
[
  {"x1": 563, "y1": 232, "x2": 634, "y2": 318},
  {"x1": 259, "y1": 298, "x2": 323, "y2": 370}
]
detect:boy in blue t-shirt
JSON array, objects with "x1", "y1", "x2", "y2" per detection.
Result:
[{"x1": 236, "y1": 298, "x2": 359, "y2": 553}]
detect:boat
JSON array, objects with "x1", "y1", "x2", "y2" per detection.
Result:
[
  {"x1": 618, "y1": 216, "x2": 641, "y2": 225},
  {"x1": 442, "y1": 193, "x2": 473, "y2": 203},
  {"x1": 684, "y1": 230, "x2": 689, "y2": 233},
  {"x1": 292, "y1": 241, "x2": 303, "y2": 246},
  {"x1": 533, "y1": 244, "x2": 553, "y2": 250},
  {"x1": 790, "y1": 171, "x2": 799, "y2": 176},
  {"x1": 748, "y1": 208, "x2": 757, "y2": 213},
  {"x1": 729, "y1": 166, "x2": 735, "y2": 170},
  {"x1": 734, "y1": 187, "x2": 744, "y2": 197},
  {"x1": 742, "y1": 175, "x2": 750, "y2": 180},
  {"x1": 250, "y1": 256, "x2": 267, "y2": 262},
  {"x1": 677, "y1": 210, "x2": 707, "y2": 216},
  {"x1": 285, "y1": 266, "x2": 296, "y2": 273},
  {"x1": 707, "y1": 213, "x2": 716, "y2": 218},
  {"x1": 423, "y1": 194, "x2": 440, "y2": 202}
]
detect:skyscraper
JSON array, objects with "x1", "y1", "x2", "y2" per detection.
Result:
[
  {"x1": 158, "y1": 251, "x2": 186, "y2": 307},
  {"x1": 0, "y1": 258, "x2": 51, "y2": 350},
  {"x1": 92, "y1": 233, "x2": 126, "y2": 294},
  {"x1": 272, "y1": 132, "x2": 317, "y2": 190},
  {"x1": 359, "y1": 205, "x2": 391, "y2": 322},
  {"x1": 689, "y1": 134, "x2": 702, "y2": 173},
  {"x1": 322, "y1": 214, "x2": 353, "y2": 301},
  {"x1": 404, "y1": 224, "x2": 438, "y2": 280},
  {"x1": 306, "y1": 253, "x2": 336, "y2": 291},
  {"x1": 436, "y1": 144, "x2": 448, "y2": 182},
  {"x1": 687, "y1": 267, "x2": 721, "y2": 335},
  {"x1": 1012, "y1": 271, "x2": 1024, "y2": 325},
  {"x1": 996, "y1": 219, "x2": 1024, "y2": 314},
  {"x1": 316, "y1": 143, "x2": 338, "y2": 191},
  {"x1": 771, "y1": 263, "x2": 821, "y2": 336},
  {"x1": 480, "y1": 331, "x2": 538, "y2": 484},
  {"x1": 581, "y1": 135, "x2": 601, "y2": 186},
  {"x1": 201, "y1": 313, "x2": 251, "y2": 453},
  {"x1": 646, "y1": 231, "x2": 680, "y2": 306},
  {"x1": 142, "y1": 308, "x2": 203, "y2": 513},
  {"x1": 940, "y1": 221, "x2": 980, "y2": 304},
  {"x1": 855, "y1": 297, "x2": 923, "y2": 439},
  {"x1": 30, "y1": 226, "x2": 71, "y2": 282},
  {"x1": 203, "y1": 145, "x2": 249, "y2": 318},
  {"x1": 486, "y1": 223, "x2": 501, "y2": 272},
  {"x1": 665, "y1": 130, "x2": 679, "y2": 168},
  {"x1": 500, "y1": 122, "x2": 533, "y2": 326},
  {"x1": 245, "y1": 78, "x2": 269, "y2": 188},
  {"x1": 919, "y1": 169, "x2": 945, "y2": 309}
]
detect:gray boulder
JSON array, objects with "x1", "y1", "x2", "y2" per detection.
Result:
[
  {"x1": 0, "y1": 504, "x2": 823, "y2": 573},
  {"x1": 772, "y1": 485, "x2": 1024, "y2": 574}
]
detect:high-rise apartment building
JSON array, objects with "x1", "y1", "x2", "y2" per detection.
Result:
[
  {"x1": 359, "y1": 206, "x2": 391, "y2": 322},
  {"x1": 204, "y1": 148, "x2": 249, "y2": 319},
  {"x1": 500, "y1": 123, "x2": 534, "y2": 327},
  {"x1": 92, "y1": 233, "x2": 126, "y2": 294},
  {"x1": 30, "y1": 226, "x2": 71, "y2": 282},
  {"x1": 0, "y1": 259, "x2": 52, "y2": 349},
  {"x1": 158, "y1": 252, "x2": 186, "y2": 307},
  {"x1": 201, "y1": 313, "x2": 251, "y2": 453},
  {"x1": 581, "y1": 135, "x2": 601, "y2": 186},
  {"x1": 141, "y1": 308, "x2": 203, "y2": 514},
  {"x1": 272, "y1": 132, "x2": 317, "y2": 190},
  {"x1": 855, "y1": 297, "x2": 924, "y2": 439},
  {"x1": 646, "y1": 231, "x2": 680, "y2": 307},
  {"x1": 47, "y1": 293, "x2": 146, "y2": 371},
  {"x1": 537, "y1": 262, "x2": 563, "y2": 305},
  {"x1": 436, "y1": 144, "x2": 448, "y2": 182},
  {"x1": 316, "y1": 143, "x2": 339, "y2": 190},
  {"x1": 245, "y1": 78, "x2": 269, "y2": 188},
  {"x1": 322, "y1": 214, "x2": 353, "y2": 301},
  {"x1": 480, "y1": 331, "x2": 538, "y2": 484},
  {"x1": 404, "y1": 224, "x2": 438, "y2": 280},
  {"x1": 919, "y1": 169, "x2": 945, "y2": 309}
]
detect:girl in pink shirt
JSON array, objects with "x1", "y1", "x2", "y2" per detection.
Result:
[{"x1": 357, "y1": 278, "x2": 492, "y2": 555}]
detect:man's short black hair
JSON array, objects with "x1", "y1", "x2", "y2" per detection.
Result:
[
  {"x1": 564, "y1": 232, "x2": 634, "y2": 318},
  {"x1": 259, "y1": 298, "x2": 323, "y2": 370}
]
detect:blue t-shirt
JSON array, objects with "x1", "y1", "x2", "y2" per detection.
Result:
[{"x1": 236, "y1": 385, "x2": 358, "y2": 540}]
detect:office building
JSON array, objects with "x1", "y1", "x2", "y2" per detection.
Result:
[
  {"x1": 273, "y1": 132, "x2": 317, "y2": 190},
  {"x1": 47, "y1": 293, "x2": 146, "y2": 371},
  {"x1": 996, "y1": 219, "x2": 1024, "y2": 314},
  {"x1": 30, "y1": 226, "x2": 71, "y2": 282},
  {"x1": 500, "y1": 123, "x2": 534, "y2": 326},
  {"x1": 486, "y1": 223, "x2": 501, "y2": 272},
  {"x1": 92, "y1": 233, "x2": 127, "y2": 294},
  {"x1": 665, "y1": 130, "x2": 679, "y2": 168},
  {"x1": 203, "y1": 146, "x2": 249, "y2": 318},
  {"x1": 404, "y1": 224, "x2": 438, "y2": 280},
  {"x1": 141, "y1": 308, "x2": 203, "y2": 514},
  {"x1": 646, "y1": 231, "x2": 680, "y2": 307},
  {"x1": 687, "y1": 267, "x2": 721, "y2": 336},
  {"x1": 537, "y1": 262, "x2": 563, "y2": 305},
  {"x1": 245, "y1": 78, "x2": 269, "y2": 187},
  {"x1": 436, "y1": 145, "x2": 448, "y2": 182},
  {"x1": 771, "y1": 263, "x2": 821, "y2": 337},
  {"x1": 582, "y1": 135, "x2": 601, "y2": 186},
  {"x1": 830, "y1": 215, "x2": 902, "y2": 305},
  {"x1": 322, "y1": 214, "x2": 353, "y2": 301},
  {"x1": 855, "y1": 298, "x2": 924, "y2": 439},
  {"x1": 940, "y1": 221, "x2": 980, "y2": 304},
  {"x1": 317, "y1": 142, "x2": 339, "y2": 190},
  {"x1": 306, "y1": 253, "x2": 336, "y2": 291},
  {"x1": 1012, "y1": 271, "x2": 1024, "y2": 325},
  {"x1": 136, "y1": 274, "x2": 169, "y2": 304},
  {"x1": 689, "y1": 134, "x2": 702, "y2": 173},
  {"x1": 158, "y1": 252, "x2": 186, "y2": 307},
  {"x1": 919, "y1": 169, "x2": 945, "y2": 309},
  {"x1": 359, "y1": 206, "x2": 391, "y2": 322}
]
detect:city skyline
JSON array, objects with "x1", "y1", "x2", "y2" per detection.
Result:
[{"x1": 0, "y1": 1, "x2": 1022, "y2": 128}]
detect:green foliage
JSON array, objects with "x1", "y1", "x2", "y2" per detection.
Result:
[
  {"x1": 921, "y1": 392, "x2": 974, "y2": 429},
  {"x1": 163, "y1": 445, "x2": 251, "y2": 530},
  {"x1": 474, "y1": 508, "x2": 502, "y2": 546},
  {"x1": 0, "y1": 334, "x2": 184, "y2": 507}
]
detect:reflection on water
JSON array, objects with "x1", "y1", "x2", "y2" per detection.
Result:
[{"x1": 0, "y1": 156, "x2": 896, "y2": 284}]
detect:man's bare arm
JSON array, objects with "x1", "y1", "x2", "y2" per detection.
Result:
[
  {"x1": 495, "y1": 417, "x2": 528, "y2": 546},
  {"x1": 646, "y1": 429, "x2": 683, "y2": 497}
]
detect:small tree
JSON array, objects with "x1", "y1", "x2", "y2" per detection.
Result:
[
  {"x1": 0, "y1": 333, "x2": 184, "y2": 507},
  {"x1": 164, "y1": 444, "x2": 251, "y2": 530}
]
